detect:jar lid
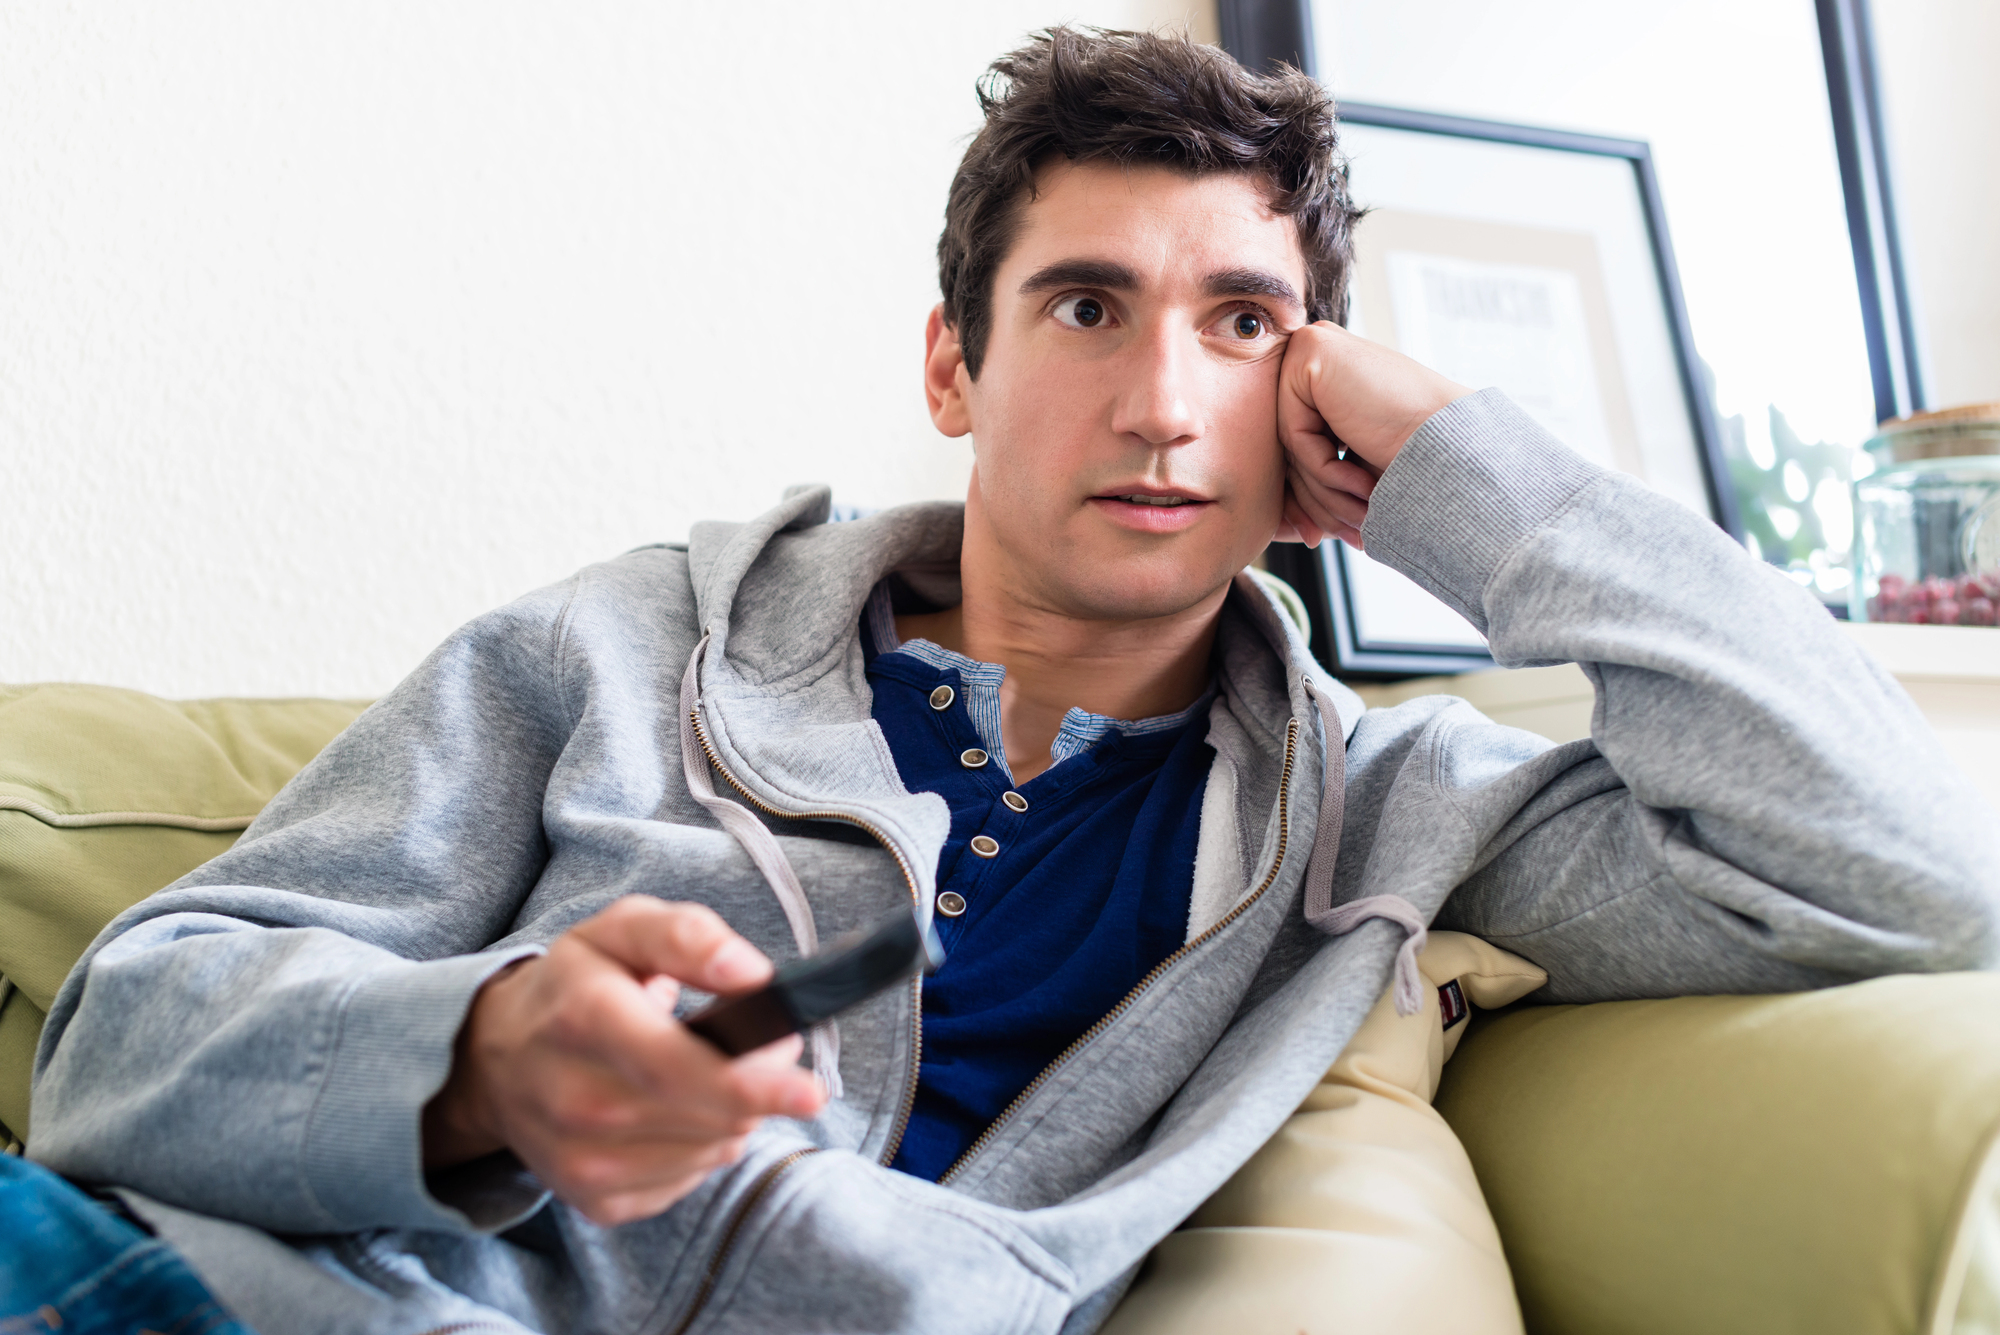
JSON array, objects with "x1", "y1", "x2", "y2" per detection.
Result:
[
  {"x1": 1867, "y1": 402, "x2": 2000, "y2": 464},
  {"x1": 1878, "y1": 402, "x2": 2000, "y2": 431}
]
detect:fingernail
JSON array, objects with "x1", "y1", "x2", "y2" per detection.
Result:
[
  {"x1": 712, "y1": 939, "x2": 766, "y2": 986},
  {"x1": 784, "y1": 1081, "x2": 824, "y2": 1118}
]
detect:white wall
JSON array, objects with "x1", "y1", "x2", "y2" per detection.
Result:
[
  {"x1": 1871, "y1": 0, "x2": 2000, "y2": 409},
  {"x1": 0, "y1": 1, "x2": 1216, "y2": 700}
]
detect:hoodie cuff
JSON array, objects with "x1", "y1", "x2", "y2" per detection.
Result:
[
  {"x1": 1360, "y1": 388, "x2": 1609, "y2": 633},
  {"x1": 301, "y1": 945, "x2": 549, "y2": 1233}
]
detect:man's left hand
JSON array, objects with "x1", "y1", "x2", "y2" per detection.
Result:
[{"x1": 1272, "y1": 322, "x2": 1470, "y2": 548}]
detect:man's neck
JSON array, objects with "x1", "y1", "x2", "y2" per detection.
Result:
[{"x1": 895, "y1": 560, "x2": 1224, "y2": 785}]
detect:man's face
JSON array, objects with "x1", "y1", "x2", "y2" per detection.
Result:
[{"x1": 926, "y1": 161, "x2": 1307, "y2": 622}]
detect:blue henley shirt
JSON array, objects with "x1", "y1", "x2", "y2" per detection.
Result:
[{"x1": 861, "y1": 585, "x2": 1214, "y2": 1181}]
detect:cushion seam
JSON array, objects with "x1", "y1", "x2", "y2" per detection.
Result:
[{"x1": 0, "y1": 798, "x2": 255, "y2": 830}]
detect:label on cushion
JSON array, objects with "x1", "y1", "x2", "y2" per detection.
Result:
[{"x1": 1440, "y1": 978, "x2": 1470, "y2": 1031}]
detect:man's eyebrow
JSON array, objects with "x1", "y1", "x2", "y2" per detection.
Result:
[
  {"x1": 1204, "y1": 268, "x2": 1303, "y2": 308},
  {"x1": 1017, "y1": 259, "x2": 1140, "y2": 296}
]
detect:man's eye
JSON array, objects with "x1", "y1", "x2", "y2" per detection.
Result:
[
  {"x1": 1053, "y1": 296, "x2": 1106, "y2": 329},
  {"x1": 1231, "y1": 311, "x2": 1265, "y2": 339}
]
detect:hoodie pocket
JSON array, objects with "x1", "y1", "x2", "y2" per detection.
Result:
[{"x1": 671, "y1": 1150, "x2": 1074, "y2": 1335}]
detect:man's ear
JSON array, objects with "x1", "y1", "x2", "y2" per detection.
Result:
[{"x1": 924, "y1": 305, "x2": 973, "y2": 438}]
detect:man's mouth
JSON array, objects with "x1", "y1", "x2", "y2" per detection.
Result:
[{"x1": 1088, "y1": 488, "x2": 1213, "y2": 532}]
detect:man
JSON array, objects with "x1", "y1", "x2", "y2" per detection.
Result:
[{"x1": 27, "y1": 26, "x2": 1999, "y2": 1335}]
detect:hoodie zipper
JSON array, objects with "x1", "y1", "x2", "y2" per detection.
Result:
[
  {"x1": 935, "y1": 717, "x2": 1302, "y2": 1188},
  {"x1": 686, "y1": 706, "x2": 926, "y2": 1163},
  {"x1": 663, "y1": 1147, "x2": 822, "y2": 1335},
  {"x1": 666, "y1": 708, "x2": 911, "y2": 1335}
]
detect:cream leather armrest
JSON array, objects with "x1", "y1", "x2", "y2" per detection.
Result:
[{"x1": 1103, "y1": 932, "x2": 1546, "y2": 1335}]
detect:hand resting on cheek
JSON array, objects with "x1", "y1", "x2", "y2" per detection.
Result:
[
  {"x1": 1272, "y1": 321, "x2": 1471, "y2": 550},
  {"x1": 422, "y1": 897, "x2": 827, "y2": 1227}
]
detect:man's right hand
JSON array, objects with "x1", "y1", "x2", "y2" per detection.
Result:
[
  {"x1": 423, "y1": 896, "x2": 827, "y2": 1227},
  {"x1": 1273, "y1": 321, "x2": 1472, "y2": 549}
]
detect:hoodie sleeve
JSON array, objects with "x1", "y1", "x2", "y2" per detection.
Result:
[
  {"x1": 1360, "y1": 389, "x2": 2000, "y2": 1002},
  {"x1": 26, "y1": 580, "x2": 584, "y2": 1234}
]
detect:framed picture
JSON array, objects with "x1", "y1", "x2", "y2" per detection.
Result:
[{"x1": 1266, "y1": 102, "x2": 1740, "y2": 677}]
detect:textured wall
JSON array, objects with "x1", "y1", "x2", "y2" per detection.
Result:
[{"x1": 1, "y1": 2, "x2": 1215, "y2": 699}]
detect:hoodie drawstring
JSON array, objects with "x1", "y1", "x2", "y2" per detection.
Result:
[
  {"x1": 1300, "y1": 682, "x2": 1428, "y2": 1017},
  {"x1": 680, "y1": 634, "x2": 843, "y2": 1098}
]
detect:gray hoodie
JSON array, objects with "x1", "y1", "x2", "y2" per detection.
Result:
[{"x1": 29, "y1": 391, "x2": 2000, "y2": 1335}]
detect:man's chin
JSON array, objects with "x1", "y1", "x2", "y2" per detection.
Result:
[
  {"x1": 968, "y1": 500, "x2": 1273, "y2": 626},
  {"x1": 1030, "y1": 562, "x2": 1241, "y2": 625}
]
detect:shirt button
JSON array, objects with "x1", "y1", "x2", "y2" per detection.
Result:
[
  {"x1": 1002, "y1": 791, "x2": 1028, "y2": 813},
  {"x1": 929, "y1": 685, "x2": 955, "y2": 710},
  {"x1": 937, "y1": 891, "x2": 968, "y2": 917},
  {"x1": 969, "y1": 835, "x2": 1000, "y2": 858},
  {"x1": 960, "y1": 748, "x2": 989, "y2": 769}
]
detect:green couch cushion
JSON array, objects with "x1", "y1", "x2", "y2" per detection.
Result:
[
  {"x1": 0, "y1": 684, "x2": 367, "y2": 1144},
  {"x1": 0, "y1": 985, "x2": 39, "y2": 1154},
  {"x1": 1437, "y1": 975, "x2": 2000, "y2": 1335}
]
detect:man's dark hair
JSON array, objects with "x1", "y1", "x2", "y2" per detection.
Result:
[{"x1": 939, "y1": 26, "x2": 1358, "y2": 379}]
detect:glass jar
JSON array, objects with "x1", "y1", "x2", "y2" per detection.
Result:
[{"x1": 1851, "y1": 404, "x2": 2000, "y2": 626}]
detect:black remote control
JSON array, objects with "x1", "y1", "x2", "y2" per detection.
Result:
[{"x1": 684, "y1": 906, "x2": 945, "y2": 1056}]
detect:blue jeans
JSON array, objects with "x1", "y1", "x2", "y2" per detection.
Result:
[{"x1": 0, "y1": 1154, "x2": 254, "y2": 1335}]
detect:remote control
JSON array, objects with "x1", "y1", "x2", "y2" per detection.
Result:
[{"x1": 684, "y1": 905, "x2": 945, "y2": 1056}]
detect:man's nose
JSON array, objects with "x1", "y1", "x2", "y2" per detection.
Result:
[{"x1": 1109, "y1": 324, "x2": 1202, "y2": 447}]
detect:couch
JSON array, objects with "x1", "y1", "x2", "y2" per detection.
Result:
[{"x1": 4, "y1": 681, "x2": 1998, "y2": 1333}]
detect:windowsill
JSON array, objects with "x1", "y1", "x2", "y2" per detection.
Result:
[{"x1": 1838, "y1": 622, "x2": 2000, "y2": 683}]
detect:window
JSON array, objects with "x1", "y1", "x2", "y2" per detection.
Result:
[{"x1": 1304, "y1": 0, "x2": 1885, "y2": 610}]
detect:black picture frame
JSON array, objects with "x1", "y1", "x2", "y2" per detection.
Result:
[
  {"x1": 1217, "y1": 0, "x2": 1318, "y2": 80},
  {"x1": 1226, "y1": 0, "x2": 1923, "y2": 678},
  {"x1": 1262, "y1": 102, "x2": 1738, "y2": 677}
]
